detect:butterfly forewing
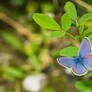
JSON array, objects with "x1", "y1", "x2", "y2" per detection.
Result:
[
  {"x1": 57, "y1": 57, "x2": 75, "y2": 68},
  {"x1": 78, "y1": 37, "x2": 91, "y2": 57}
]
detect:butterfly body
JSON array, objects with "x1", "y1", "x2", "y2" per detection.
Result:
[
  {"x1": 74, "y1": 56, "x2": 83, "y2": 63},
  {"x1": 57, "y1": 38, "x2": 92, "y2": 76}
]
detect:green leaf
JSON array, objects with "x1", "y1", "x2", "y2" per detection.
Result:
[
  {"x1": 88, "y1": 34, "x2": 92, "y2": 45},
  {"x1": 83, "y1": 29, "x2": 92, "y2": 37},
  {"x1": 75, "y1": 35, "x2": 82, "y2": 42},
  {"x1": 75, "y1": 81, "x2": 92, "y2": 91},
  {"x1": 86, "y1": 70, "x2": 92, "y2": 77},
  {"x1": 50, "y1": 31, "x2": 65, "y2": 38},
  {"x1": 2, "y1": 32, "x2": 24, "y2": 52},
  {"x1": 78, "y1": 13, "x2": 92, "y2": 25},
  {"x1": 71, "y1": 22, "x2": 77, "y2": 27},
  {"x1": 85, "y1": 19, "x2": 92, "y2": 27},
  {"x1": 31, "y1": 42, "x2": 40, "y2": 54},
  {"x1": 60, "y1": 46, "x2": 79, "y2": 57},
  {"x1": 30, "y1": 56, "x2": 41, "y2": 71},
  {"x1": 33, "y1": 13, "x2": 61, "y2": 30},
  {"x1": 2, "y1": 67, "x2": 23, "y2": 79},
  {"x1": 44, "y1": 89, "x2": 55, "y2": 92},
  {"x1": 61, "y1": 13, "x2": 71, "y2": 31},
  {"x1": 79, "y1": 25, "x2": 84, "y2": 35},
  {"x1": 64, "y1": 1, "x2": 77, "y2": 20},
  {"x1": 0, "y1": 89, "x2": 5, "y2": 92},
  {"x1": 11, "y1": 0, "x2": 24, "y2": 6},
  {"x1": 41, "y1": 2, "x2": 55, "y2": 12}
]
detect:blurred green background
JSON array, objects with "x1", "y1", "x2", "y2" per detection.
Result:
[{"x1": 0, "y1": 0, "x2": 92, "y2": 92}]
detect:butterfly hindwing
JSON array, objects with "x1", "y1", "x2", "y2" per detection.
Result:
[
  {"x1": 72, "y1": 62, "x2": 88, "y2": 76},
  {"x1": 78, "y1": 37, "x2": 91, "y2": 57},
  {"x1": 57, "y1": 57, "x2": 75, "y2": 68},
  {"x1": 83, "y1": 54, "x2": 92, "y2": 70}
]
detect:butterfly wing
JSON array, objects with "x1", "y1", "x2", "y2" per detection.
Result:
[
  {"x1": 72, "y1": 62, "x2": 88, "y2": 76},
  {"x1": 57, "y1": 57, "x2": 75, "y2": 68},
  {"x1": 82, "y1": 54, "x2": 92, "y2": 70},
  {"x1": 78, "y1": 37, "x2": 91, "y2": 57}
]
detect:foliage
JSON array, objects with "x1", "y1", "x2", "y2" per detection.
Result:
[
  {"x1": 33, "y1": 1, "x2": 92, "y2": 92},
  {"x1": 60, "y1": 46, "x2": 79, "y2": 57},
  {"x1": 88, "y1": 34, "x2": 92, "y2": 44},
  {"x1": 61, "y1": 13, "x2": 71, "y2": 31},
  {"x1": 33, "y1": 13, "x2": 61, "y2": 30},
  {"x1": 64, "y1": 1, "x2": 77, "y2": 20},
  {"x1": 2, "y1": 66, "x2": 23, "y2": 80},
  {"x1": 41, "y1": 2, "x2": 55, "y2": 13},
  {"x1": 75, "y1": 81, "x2": 92, "y2": 91},
  {"x1": 2, "y1": 32, "x2": 25, "y2": 53},
  {"x1": 1, "y1": 0, "x2": 92, "y2": 92},
  {"x1": 11, "y1": 0, "x2": 25, "y2": 6},
  {"x1": 50, "y1": 31, "x2": 65, "y2": 38},
  {"x1": 78, "y1": 13, "x2": 92, "y2": 25}
]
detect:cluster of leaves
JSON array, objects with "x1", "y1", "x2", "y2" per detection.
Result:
[
  {"x1": 2, "y1": 32, "x2": 43, "y2": 74},
  {"x1": 33, "y1": 1, "x2": 92, "y2": 92},
  {"x1": 33, "y1": 1, "x2": 92, "y2": 57},
  {"x1": 0, "y1": 1, "x2": 59, "y2": 91}
]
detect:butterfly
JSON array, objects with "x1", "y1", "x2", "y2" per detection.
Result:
[{"x1": 57, "y1": 37, "x2": 92, "y2": 76}]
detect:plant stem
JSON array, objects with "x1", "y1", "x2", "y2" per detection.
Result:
[
  {"x1": 65, "y1": 32, "x2": 76, "y2": 40},
  {"x1": 61, "y1": 29, "x2": 80, "y2": 47},
  {"x1": 61, "y1": 29, "x2": 76, "y2": 40}
]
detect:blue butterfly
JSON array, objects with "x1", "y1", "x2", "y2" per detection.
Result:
[{"x1": 57, "y1": 37, "x2": 92, "y2": 76}]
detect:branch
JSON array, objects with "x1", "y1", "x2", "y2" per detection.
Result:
[{"x1": 0, "y1": 12, "x2": 33, "y2": 40}]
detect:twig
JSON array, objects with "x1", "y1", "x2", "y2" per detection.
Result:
[
  {"x1": 71, "y1": 39, "x2": 80, "y2": 48},
  {"x1": 15, "y1": 81, "x2": 21, "y2": 92},
  {"x1": 61, "y1": 29, "x2": 76, "y2": 40},
  {"x1": 65, "y1": 32, "x2": 76, "y2": 40},
  {"x1": 72, "y1": 0, "x2": 92, "y2": 11}
]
